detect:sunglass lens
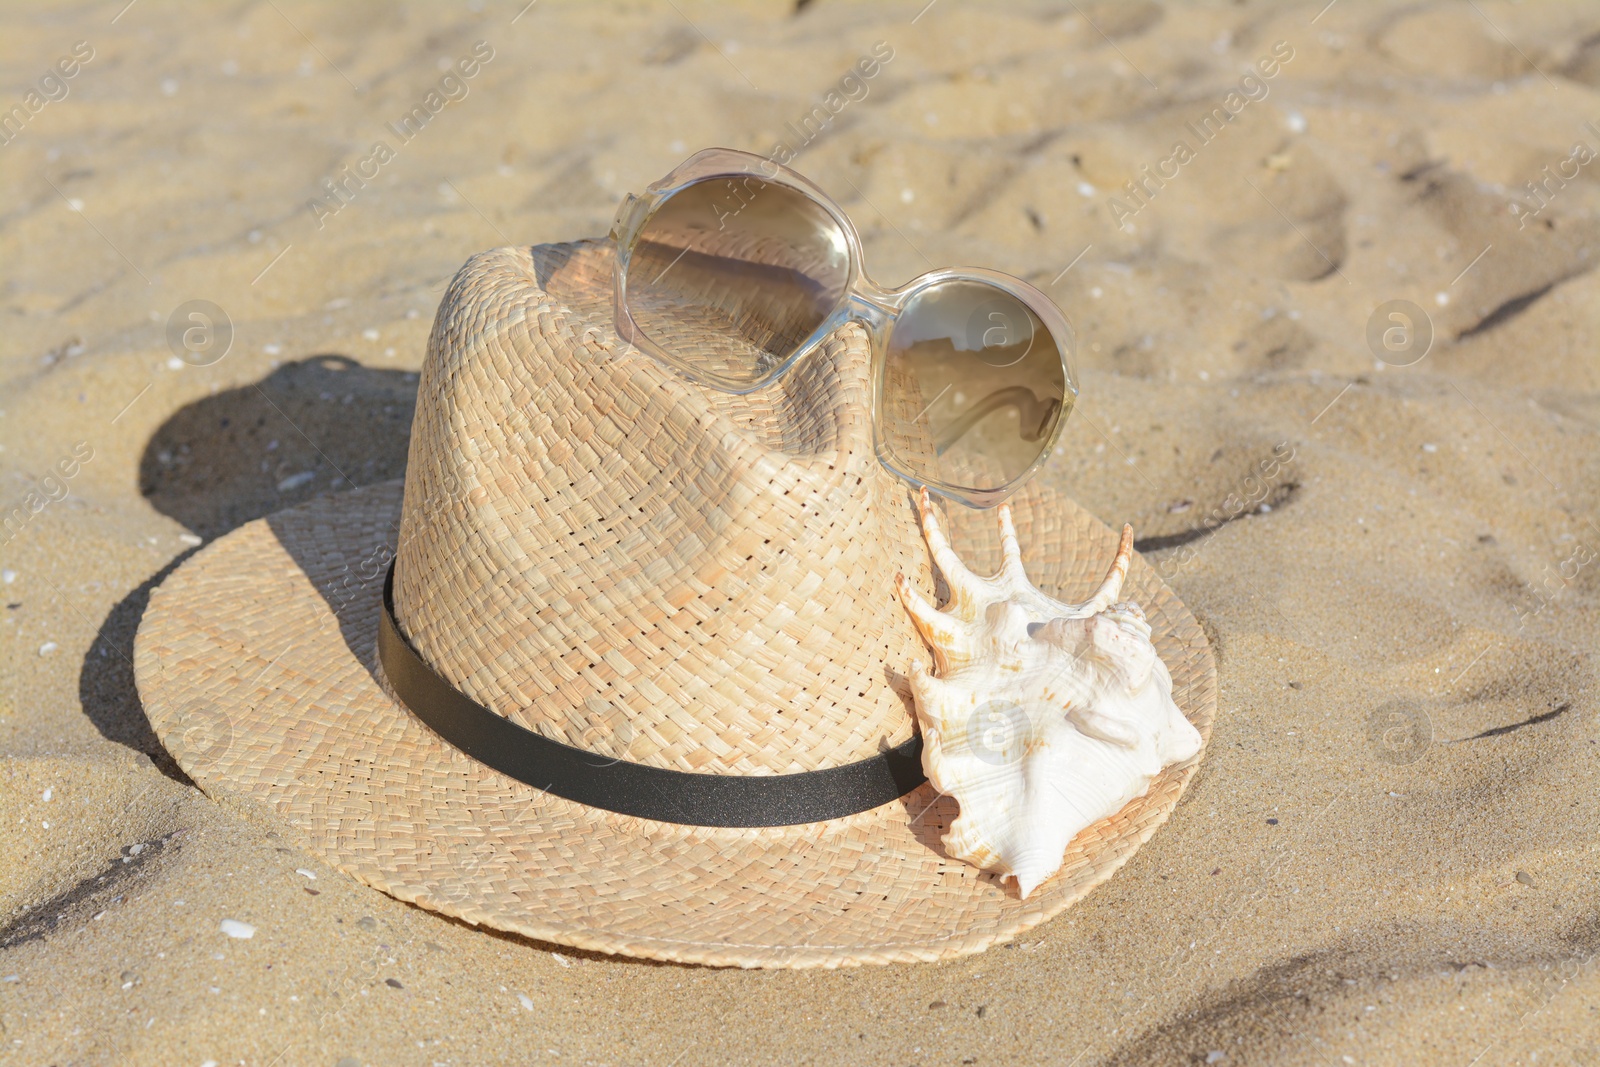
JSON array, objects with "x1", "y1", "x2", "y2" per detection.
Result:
[
  {"x1": 624, "y1": 176, "x2": 851, "y2": 389},
  {"x1": 877, "y1": 280, "x2": 1071, "y2": 499}
]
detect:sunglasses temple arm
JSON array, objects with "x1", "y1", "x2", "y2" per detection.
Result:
[{"x1": 932, "y1": 387, "x2": 1058, "y2": 456}]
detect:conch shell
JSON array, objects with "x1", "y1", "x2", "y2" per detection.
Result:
[{"x1": 895, "y1": 489, "x2": 1203, "y2": 899}]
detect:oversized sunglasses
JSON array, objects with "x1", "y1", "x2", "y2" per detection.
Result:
[{"x1": 609, "y1": 148, "x2": 1077, "y2": 509}]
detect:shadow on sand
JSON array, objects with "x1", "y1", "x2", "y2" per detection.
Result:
[{"x1": 79, "y1": 355, "x2": 418, "y2": 776}]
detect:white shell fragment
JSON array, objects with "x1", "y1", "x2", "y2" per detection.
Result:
[
  {"x1": 896, "y1": 489, "x2": 1203, "y2": 899},
  {"x1": 218, "y1": 918, "x2": 256, "y2": 939}
]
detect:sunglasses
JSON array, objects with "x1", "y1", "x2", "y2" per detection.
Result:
[{"x1": 609, "y1": 148, "x2": 1077, "y2": 509}]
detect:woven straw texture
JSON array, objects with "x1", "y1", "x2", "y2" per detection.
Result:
[
  {"x1": 394, "y1": 241, "x2": 933, "y2": 775},
  {"x1": 135, "y1": 241, "x2": 1216, "y2": 969}
]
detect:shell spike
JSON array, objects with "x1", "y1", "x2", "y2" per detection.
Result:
[
  {"x1": 895, "y1": 572, "x2": 964, "y2": 669},
  {"x1": 996, "y1": 503, "x2": 1028, "y2": 584},
  {"x1": 916, "y1": 487, "x2": 984, "y2": 615},
  {"x1": 1075, "y1": 524, "x2": 1134, "y2": 617}
]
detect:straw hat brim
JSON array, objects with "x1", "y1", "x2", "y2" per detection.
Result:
[{"x1": 136, "y1": 478, "x2": 1215, "y2": 969}]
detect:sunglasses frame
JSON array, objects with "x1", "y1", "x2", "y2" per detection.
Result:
[{"x1": 609, "y1": 147, "x2": 1078, "y2": 509}]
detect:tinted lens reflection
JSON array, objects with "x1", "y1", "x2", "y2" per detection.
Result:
[
  {"x1": 625, "y1": 176, "x2": 851, "y2": 388},
  {"x1": 878, "y1": 280, "x2": 1069, "y2": 495}
]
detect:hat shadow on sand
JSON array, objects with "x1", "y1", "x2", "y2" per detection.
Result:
[{"x1": 81, "y1": 355, "x2": 418, "y2": 781}]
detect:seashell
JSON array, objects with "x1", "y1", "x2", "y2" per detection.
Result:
[{"x1": 895, "y1": 489, "x2": 1203, "y2": 899}]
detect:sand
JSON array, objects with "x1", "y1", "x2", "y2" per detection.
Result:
[{"x1": 3, "y1": 0, "x2": 1600, "y2": 1063}]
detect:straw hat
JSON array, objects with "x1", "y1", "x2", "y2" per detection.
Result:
[{"x1": 134, "y1": 239, "x2": 1215, "y2": 968}]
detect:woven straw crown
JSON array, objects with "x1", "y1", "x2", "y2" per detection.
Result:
[{"x1": 393, "y1": 239, "x2": 937, "y2": 776}]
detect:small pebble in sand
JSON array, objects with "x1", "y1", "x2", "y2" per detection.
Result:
[
  {"x1": 38, "y1": 642, "x2": 57, "y2": 656},
  {"x1": 1422, "y1": 443, "x2": 1437, "y2": 453},
  {"x1": 219, "y1": 918, "x2": 256, "y2": 939},
  {"x1": 166, "y1": 357, "x2": 184, "y2": 371},
  {"x1": 1207, "y1": 1052, "x2": 1227, "y2": 1064},
  {"x1": 362, "y1": 328, "x2": 380, "y2": 341},
  {"x1": 295, "y1": 868, "x2": 316, "y2": 880},
  {"x1": 41, "y1": 789, "x2": 51, "y2": 802},
  {"x1": 550, "y1": 953, "x2": 571, "y2": 968},
  {"x1": 1285, "y1": 111, "x2": 1306, "y2": 133},
  {"x1": 263, "y1": 343, "x2": 282, "y2": 356},
  {"x1": 386, "y1": 978, "x2": 403, "y2": 989},
  {"x1": 2, "y1": 569, "x2": 16, "y2": 584},
  {"x1": 178, "y1": 533, "x2": 203, "y2": 546},
  {"x1": 277, "y1": 471, "x2": 315, "y2": 492},
  {"x1": 1515, "y1": 871, "x2": 1536, "y2": 887},
  {"x1": 518, "y1": 993, "x2": 534, "y2": 1011}
]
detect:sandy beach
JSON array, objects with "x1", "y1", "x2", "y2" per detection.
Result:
[{"x1": 4, "y1": 0, "x2": 1600, "y2": 1063}]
